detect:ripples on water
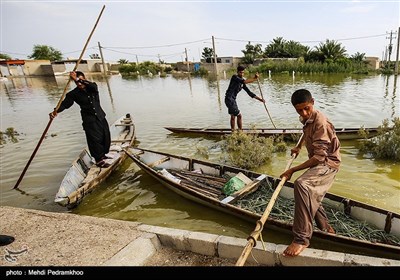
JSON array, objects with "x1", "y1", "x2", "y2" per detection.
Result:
[{"x1": 1, "y1": 73, "x2": 399, "y2": 255}]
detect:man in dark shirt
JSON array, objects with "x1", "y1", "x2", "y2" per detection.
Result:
[
  {"x1": 50, "y1": 71, "x2": 111, "y2": 168},
  {"x1": 224, "y1": 65, "x2": 265, "y2": 131}
]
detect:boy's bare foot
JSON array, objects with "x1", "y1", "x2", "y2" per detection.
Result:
[
  {"x1": 325, "y1": 225, "x2": 335, "y2": 234},
  {"x1": 282, "y1": 242, "x2": 308, "y2": 257}
]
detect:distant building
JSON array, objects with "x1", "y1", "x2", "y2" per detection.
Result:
[
  {"x1": 0, "y1": 59, "x2": 109, "y2": 77},
  {"x1": 365, "y1": 57, "x2": 380, "y2": 70},
  {"x1": 201, "y1": 56, "x2": 243, "y2": 75}
]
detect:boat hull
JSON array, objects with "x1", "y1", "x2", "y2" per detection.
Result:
[
  {"x1": 125, "y1": 147, "x2": 400, "y2": 258},
  {"x1": 55, "y1": 114, "x2": 136, "y2": 208},
  {"x1": 164, "y1": 127, "x2": 380, "y2": 140}
]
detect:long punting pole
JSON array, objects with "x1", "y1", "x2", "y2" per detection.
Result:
[
  {"x1": 235, "y1": 134, "x2": 303, "y2": 266},
  {"x1": 13, "y1": 5, "x2": 106, "y2": 189},
  {"x1": 257, "y1": 77, "x2": 276, "y2": 128}
]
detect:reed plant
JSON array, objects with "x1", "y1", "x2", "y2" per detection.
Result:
[
  {"x1": 357, "y1": 118, "x2": 400, "y2": 160},
  {"x1": 221, "y1": 129, "x2": 287, "y2": 169}
]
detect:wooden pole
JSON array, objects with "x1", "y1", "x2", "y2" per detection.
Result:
[
  {"x1": 395, "y1": 26, "x2": 399, "y2": 76},
  {"x1": 212, "y1": 36, "x2": 218, "y2": 76},
  {"x1": 13, "y1": 5, "x2": 106, "y2": 189},
  {"x1": 185, "y1": 48, "x2": 190, "y2": 73},
  {"x1": 235, "y1": 134, "x2": 304, "y2": 266},
  {"x1": 257, "y1": 78, "x2": 276, "y2": 128},
  {"x1": 98, "y1": 41, "x2": 115, "y2": 111},
  {"x1": 98, "y1": 41, "x2": 108, "y2": 76}
]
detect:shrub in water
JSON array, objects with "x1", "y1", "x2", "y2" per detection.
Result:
[{"x1": 357, "y1": 118, "x2": 400, "y2": 161}]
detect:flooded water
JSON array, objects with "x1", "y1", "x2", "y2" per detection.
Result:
[{"x1": 1, "y1": 72, "x2": 399, "y2": 259}]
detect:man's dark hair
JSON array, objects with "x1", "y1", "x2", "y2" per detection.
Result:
[
  {"x1": 237, "y1": 65, "x2": 245, "y2": 72},
  {"x1": 291, "y1": 89, "x2": 313, "y2": 106},
  {"x1": 75, "y1": 71, "x2": 85, "y2": 78}
]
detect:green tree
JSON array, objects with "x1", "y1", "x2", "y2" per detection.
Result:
[
  {"x1": 202, "y1": 47, "x2": 214, "y2": 62},
  {"x1": 28, "y1": 45, "x2": 62, "y2": 61},
  {"x1": 264, "y1": 37, "x2": 287, "y2": 58},
  {"x1": 284, "y1": 40, "x2": 308, "y2": 58},
  {"x1": 315, "y1": 39, "x2": 347, "y2": 63},
  {"x1": 241, "y1": 41, "x2": 263, "y2": 64},
  {"x1": 351, "y1": 52, "x2": 366, "y2": 62},
  {"x1": 118, "y1": 59, "x2": 129, "y2": 64},
  {"x1": 0, "y1": 53, "x2": 12, "y2": 60}
]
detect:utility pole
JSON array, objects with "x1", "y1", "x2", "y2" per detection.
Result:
[
  {"x1": 98, "y1": 41, "x2": 108, "y2": 75},
  {"x1": 185, "y1": 48, "x2": 190, "y2": 73},
  {"x1": 395, "y1": 27, "x2": 400, "y2": 75},
  {"x1": 386, "y1": 30, "x2": 396, "y2": 69},
  {"x1": 136, "y1": 55, "x2": 139, "y2": 65},
  {"x1": 212, "y1": 35, "x2": 218, "y2": 76}
]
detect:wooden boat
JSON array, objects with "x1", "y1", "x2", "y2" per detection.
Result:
[
  {"x1": 54, "y1": 113, "x2": 136, "y2": 208},
  {"x1": 164, "y1": 127, "x2": 381, "y2": 140},
  {"x1": 124, "y1": 147, "x2": 400, "y2": 258}
]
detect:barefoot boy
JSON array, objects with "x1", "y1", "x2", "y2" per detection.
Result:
[{"x1": 280, "y1": 89, "x2": 341, "y2": 257}]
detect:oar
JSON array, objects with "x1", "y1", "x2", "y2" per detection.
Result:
[
  {"x1": 13, "y1": 5, "x2": 106, "y2": 190},
  {"x1": 235, "y1": 133, "x2": 304, "y2": 266},
  {"x1": 257, "y1": 77, "x2": 276, "y2": 128}
]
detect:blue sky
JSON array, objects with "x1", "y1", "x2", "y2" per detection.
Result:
[{"x1": 1, "y1": 0, "x2": 399, "y2": 63}]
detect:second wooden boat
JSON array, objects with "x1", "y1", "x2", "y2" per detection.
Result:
[
  {"x1": 54, "y1": 113, "x2": 136, "y2": 208},
  {"x1": 165, "y1": 126, "x2": 380, "y2": 140}
]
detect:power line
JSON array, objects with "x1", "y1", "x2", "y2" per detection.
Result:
[
  {"x1": 103, "y1": 38, "x2": 209, "y2": 49},
  {"x1": 216, "y1": 33, "x2": 388, "y2": 45},
  {"x1": 101, "y1": 47, "x2": 184, "y2": 59}
]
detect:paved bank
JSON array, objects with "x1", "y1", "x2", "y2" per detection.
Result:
[{"x1": 0, "y1": 206, "x2": 399, "y2": 267}]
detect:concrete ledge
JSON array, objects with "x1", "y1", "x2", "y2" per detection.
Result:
[
  {"x1": 277, "y1": 244, "x2": 345, "y2": 266},
  {"x1": 140, "y1": 225, "x2": 400, "y2": 266},
  {"x1": 138, "y1": 224, "x2": 189, "y2": 251},
  {"x1": 103, "y1": 232, "x2": 160, "y2": 266},
  {"x1": 185, "y1": 231, "x2": 219, "y2": 256}
]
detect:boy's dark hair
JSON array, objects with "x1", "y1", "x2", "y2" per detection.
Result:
[
  {"x1": 75, "y1": 71, "x2": 85, "y2": 78},
  {"x1": 291, "y1": 89, "x2": 313, "y2": 106},
  {"x1": 237, "y1": 65, "x2": 245, "y2": 72}
]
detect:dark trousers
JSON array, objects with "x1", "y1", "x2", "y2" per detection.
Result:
[{"x1": 83, "y1": 118, "x2": 111, "y2": 162}]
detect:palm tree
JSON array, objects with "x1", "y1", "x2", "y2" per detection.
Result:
[
  {"x1": 241, "y1": 42, "x2": 263, "y2": 64},
  {"x1": 315, "y1": 39, "x2": 347, "y2": 63},
  {"x1": 264, "y1": 37, "x2": 287, "y2": 58},
  {"x1": 118, "y1": 59, "x2": 129, "y2": 64},
  {"x1": 284, "y1": 40, "x2": 308, "y2": 58},
  {"x1": 351, "y1": 52, "x2": 366, "y2": 63}
]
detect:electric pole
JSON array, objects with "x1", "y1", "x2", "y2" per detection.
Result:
[
  {"x1": 395, "y1": 27, "x2": 400, "y2": 75},
  {"x1": 212, "y1": 36, "x2": 218, "y2": 76},
  {"x1": 185, "y1": 48, "x2": 190, "y2": 73},
  {"x1": 386, "y1": 30, "x2": 396, "y2": 69},
  {"x1": 98, "y1": 41, "x2": 107, "y2": 76}
]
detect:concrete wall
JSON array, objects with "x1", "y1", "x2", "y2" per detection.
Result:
[
  {"x1": 24, "y1": 60, "x2": 51, "y2": 76},
  {"x1": 52, "y1": 64, "x2": 66, "y2": 73},
  {"x1": 201, "y1": 62, "x2": 235, "y2": 75}
]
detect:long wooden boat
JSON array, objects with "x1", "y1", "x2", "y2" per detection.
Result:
[
  {"x1": 124, "y1": 147, "x2": 400, "y2": 259},
  {"x1": 54, "y1": 113, "x2": 136, "y2": 208},
  {"x1": 164, "y1": 127, "x2": 381, "y2": 140}
]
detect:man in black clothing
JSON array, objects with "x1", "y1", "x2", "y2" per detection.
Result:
[
  {"x1": 50, "y1": 71, "x2": 111, "y2": 168},
  {"x1": 224, "y1": 65, "x2": 265, "y2": 131}
]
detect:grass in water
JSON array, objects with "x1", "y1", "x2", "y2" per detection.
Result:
[
  {"x1": 1, "y1": 127, "x2": 20, "y2": 144},
  {"x1": 357, "y1": 117, "x2": 400, "y2": 160},
  {"x1": 220, "y1": 128, "x2": 287, "y2": 169}
]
